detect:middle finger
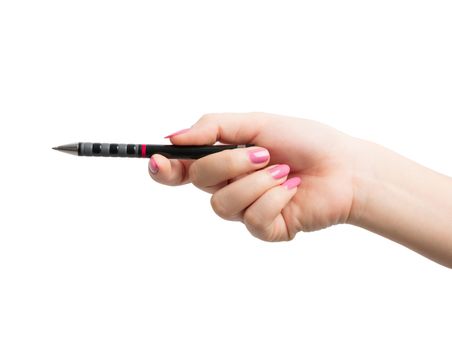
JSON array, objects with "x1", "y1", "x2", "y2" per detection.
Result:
[{"x1": 189, "y1": 146, "x2": 270, "y2": 190}]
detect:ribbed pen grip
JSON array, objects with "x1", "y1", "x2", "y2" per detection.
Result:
[{"x1": 79, "y1": 143, "x2": 141, "y2": 157}]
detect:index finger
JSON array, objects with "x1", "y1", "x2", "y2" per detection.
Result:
[{"x1": 166, "y1": 112, "x2": 271, "y2": 146}]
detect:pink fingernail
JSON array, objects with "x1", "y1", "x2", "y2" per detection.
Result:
[
  {"x1": 268, "y1": 164, "x2": 290, "y2": 179},
  {"x1": 164, "y1": 128, "x2": 191, "y2": 139},
  {"x1": 282, "y1": 177, "x2": 301, "y2": 190},
  {"x1": 248, "y1": 148, "x2": 270, "y2": 163},
  {"x1": 149, "y1": 156, "x2": 159, "y2": 174}
]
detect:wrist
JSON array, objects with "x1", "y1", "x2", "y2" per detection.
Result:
[
  {"x1": 344, "y1": 136, "x2": 452, "y2": 268},
  {"x1": 347, "y1": 138, "x2": 387, "y2": 227}
]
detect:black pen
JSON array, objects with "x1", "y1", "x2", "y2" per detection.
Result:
[{"x1": 52, "y1": 142, "x2": 255, "y2": 159}]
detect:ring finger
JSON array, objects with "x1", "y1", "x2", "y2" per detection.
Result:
[{"x1": 210, "y1": 164, "x2": 291, "y2": 220}]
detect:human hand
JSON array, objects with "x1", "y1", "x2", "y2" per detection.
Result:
[{"x1": 148, "y1": 112, "x2": 359, "y2": 241}]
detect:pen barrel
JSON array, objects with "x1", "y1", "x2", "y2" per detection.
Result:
[
  {"x1": 78, "y1": 143, "x2": 254, "y2": 159},
  {"x1": 145, "y1": 144, "x2": 245, "y2": 159}
]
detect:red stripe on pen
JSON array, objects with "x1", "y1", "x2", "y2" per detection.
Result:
[{"x1": 141, "y1": 144, "x2": 146, "y2": 157}]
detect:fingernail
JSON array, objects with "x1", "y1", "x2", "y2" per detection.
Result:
[
  {"x1": 268, "y1": 164, "x2": 290, "y2": 179},
  {"x1": 248, "y1": 148, "x2": 270, "y2": 163},
  {"x1": 149, "y1": 156, "x2": 159, "y2": 174},
  {"x1": 164, "y1": 128, "x2": 191, "y2": 139},
  {"x1": 282, "y1": 177, "x2": 301, "y2": 190}
]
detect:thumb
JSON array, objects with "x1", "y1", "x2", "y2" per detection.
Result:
[{"x1": 164, "y1": 112, "x2": 269, "y2": 145}]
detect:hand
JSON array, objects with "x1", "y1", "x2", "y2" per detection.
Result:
[{"x1": 148, "y1": 112, "x2": 359, "y2": 241}]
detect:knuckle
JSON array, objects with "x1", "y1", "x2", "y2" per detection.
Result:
[
  {"x1": 188, "y1": 162, "x2": 201, "y2": 187},
  {"x1": 254, "y1": 172, "x2": 270, "y2": 187},
  {"x1": 200, "y1": 113, "x2": 215, "y2": 123},
  {"x1": 222, "y1": 150, "x2": 240, "y2": 173},
  {"x1": 210, "y1": 193, "x2": 231, "y2": 219},
  {"x1": 243, "y1": 209, "x2": 266, "y2": 236}
]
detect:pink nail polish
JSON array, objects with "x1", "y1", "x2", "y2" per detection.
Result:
[
  {"x1": 164, "y1": 128, "x2": 191, "y2": 139},
  {"x1": 149, "y1": 156, "x2": 159, "y2": 174},
  {"x1": 268, "y1": 164, "x2": 290, "y2": 179},
  {"x1": 248, "y1": 148, "x2": 270, "y2": 163},
  {"x1": 282, "y1": 177, "x2": 301, "y2": 190}
]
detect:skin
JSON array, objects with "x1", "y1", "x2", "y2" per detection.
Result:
[{"x1": 148, "y1": 112, "x2": 452, "y2": 268}]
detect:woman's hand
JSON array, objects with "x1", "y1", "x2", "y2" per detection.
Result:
[
  {"x1": 149, "y1": 112, "x2": 452, "y2": 268},
  {"x1": 148, "y1": 112, "x2": 359, "y2": 241}
]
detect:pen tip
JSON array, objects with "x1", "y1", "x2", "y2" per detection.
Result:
[{"x1": 52, "y1": 143, "x2": 79, "y2": 155}]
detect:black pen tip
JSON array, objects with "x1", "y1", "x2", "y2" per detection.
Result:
[{"x1": 52, "y1": 143, "x2": 79, "y2": 156}]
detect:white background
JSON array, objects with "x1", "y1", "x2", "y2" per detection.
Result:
[{"x1": 1, "y1": 1, "x2": 451, "y2": 349}]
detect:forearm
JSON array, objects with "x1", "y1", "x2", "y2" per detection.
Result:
[{"x1": 349, "y1": 139, "x2": 452, "y2": 268}]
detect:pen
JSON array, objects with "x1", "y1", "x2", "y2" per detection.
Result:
[{"x1": 52, "y1": 142, "x2": 255, "y2": 159}]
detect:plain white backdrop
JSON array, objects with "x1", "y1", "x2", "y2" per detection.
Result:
[{"x1": 1, "y1": 1, "x2": 451, "y2": 349}]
